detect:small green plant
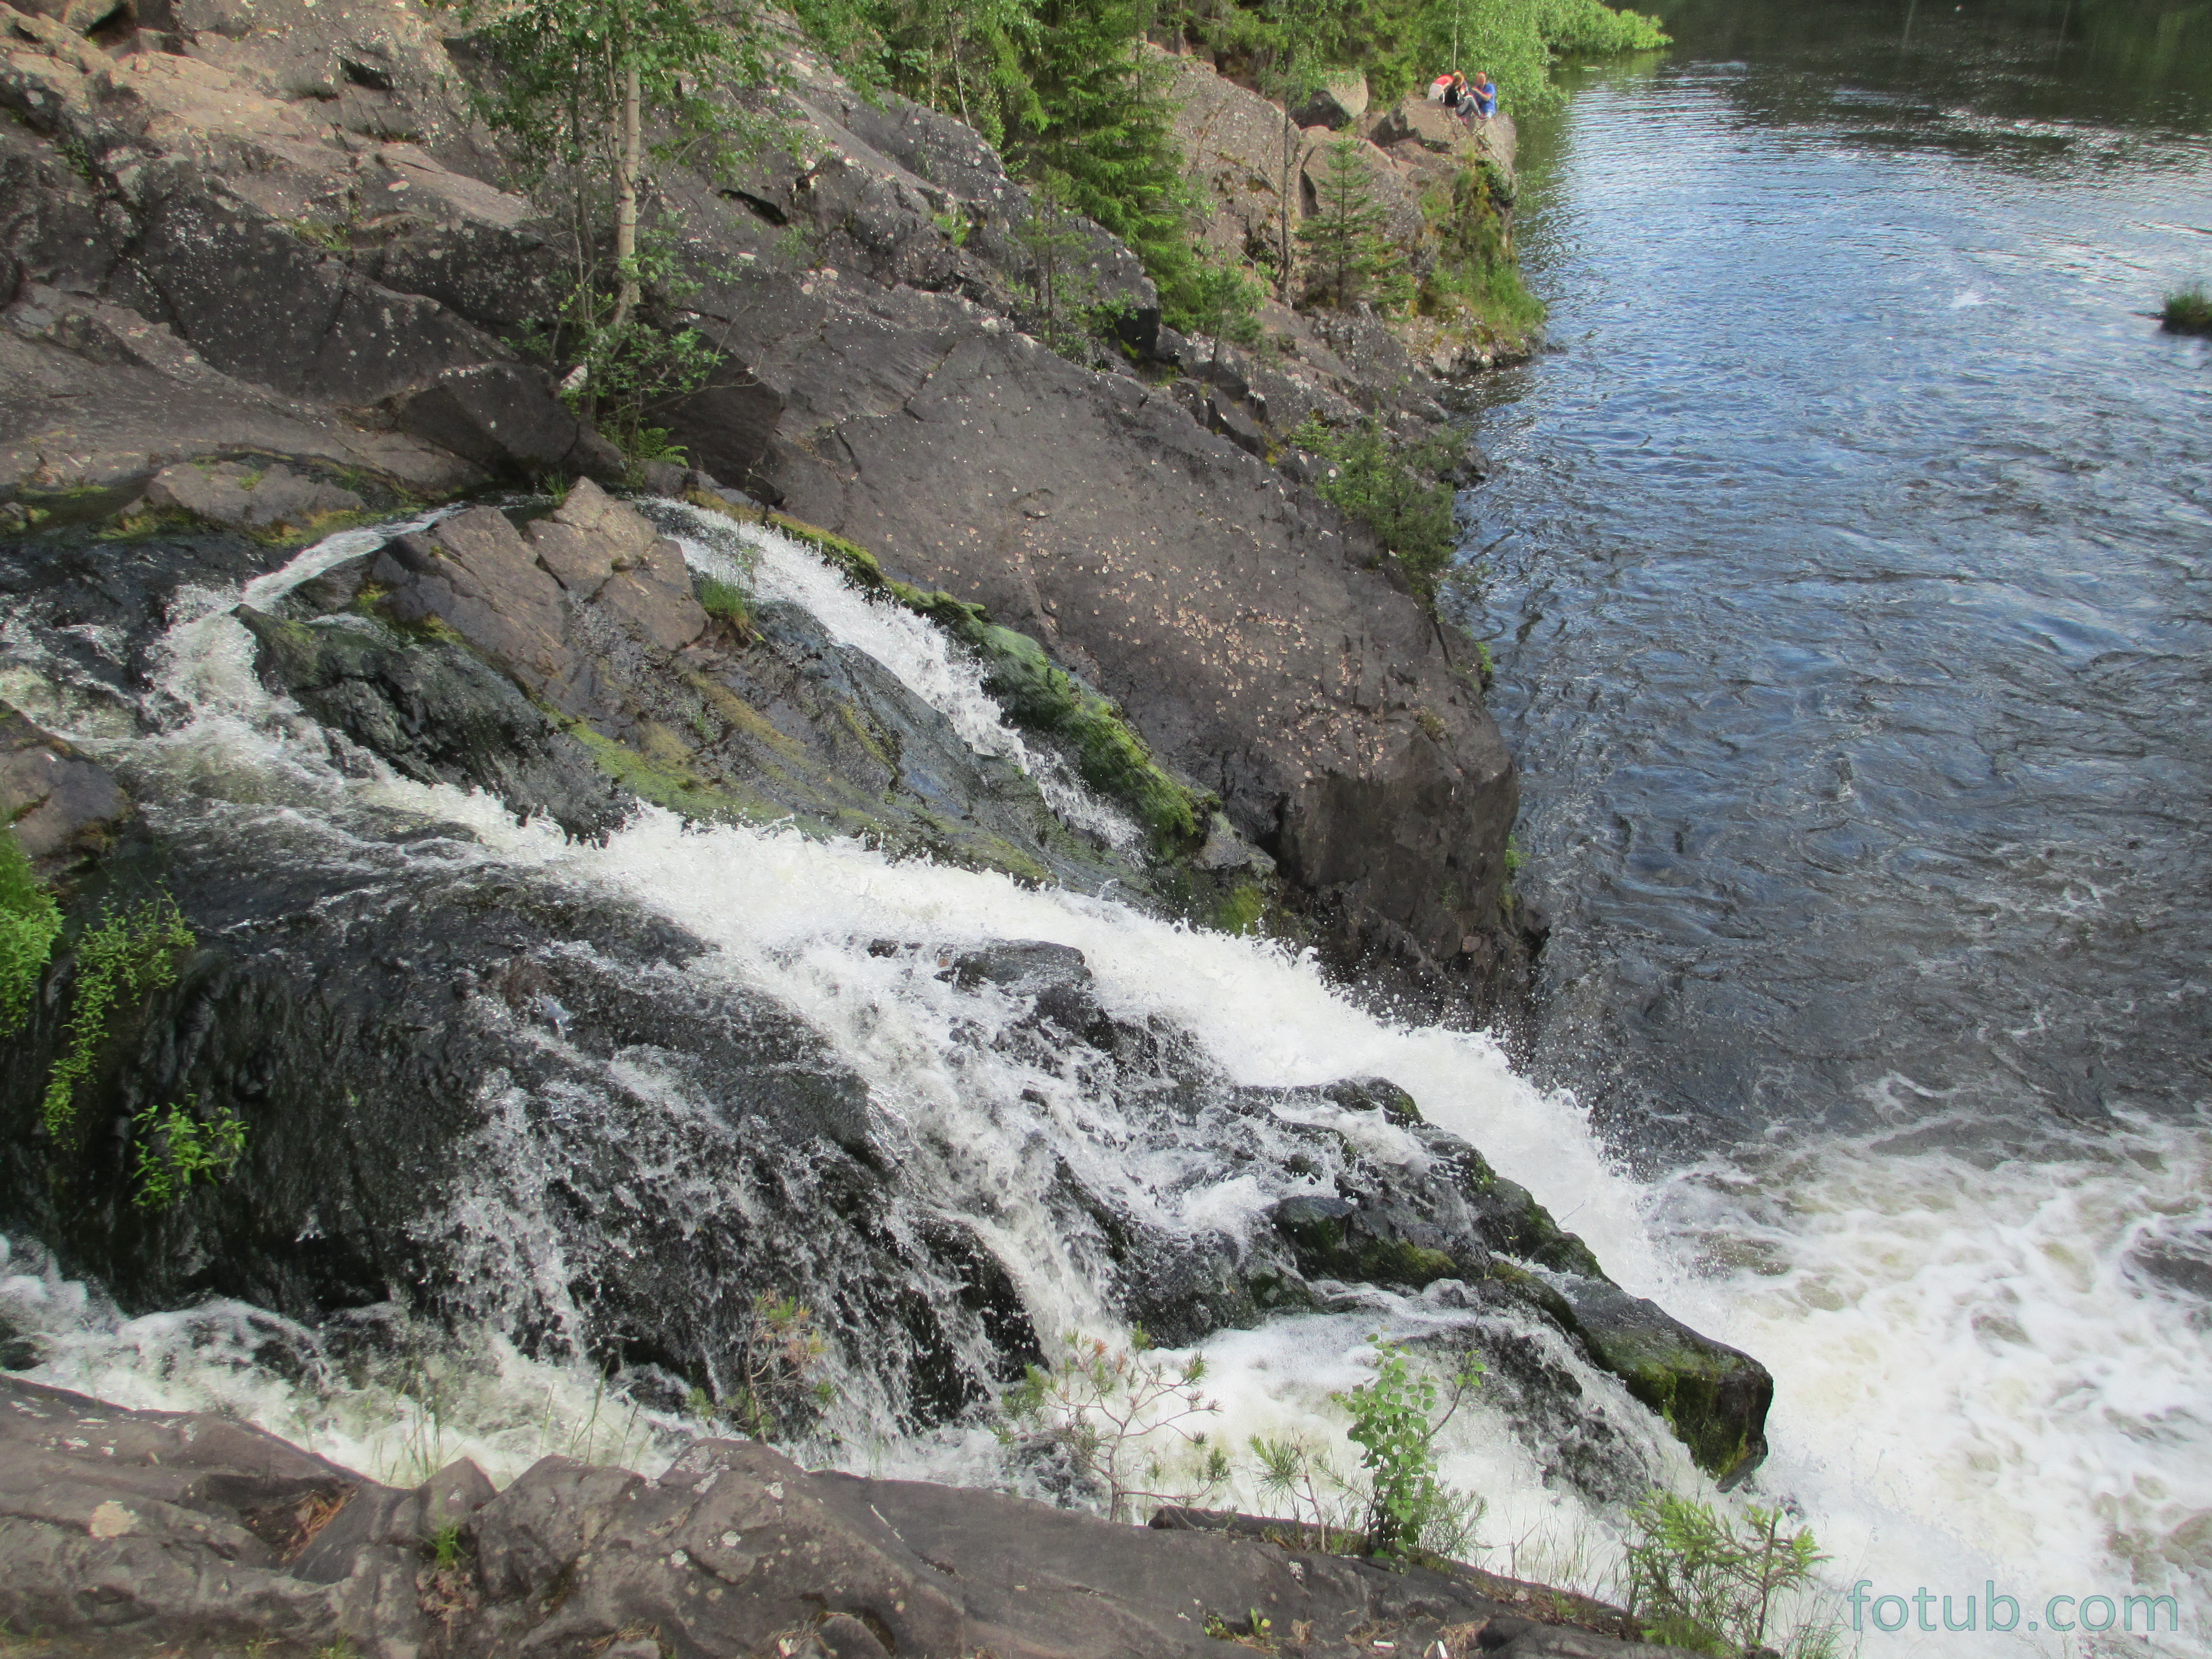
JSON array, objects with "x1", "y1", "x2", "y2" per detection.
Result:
[
  {"x1": 1503, "y1": 834, "x2": 1523, "y2": 878},
  {"x1": 1001, "y1": 1327, "x2": 1230, "y2": 1523},
  {"x1": 2162, "y1": 284, "x2": 2212, "y2": 335},
  {"x1": 1332, "y1": 1334, "x2": 1484, "y2": 1561},
  {"x1": 1250, "y1": 1432, "x2": 1359, "y2": 1552},
  {"x1": 130, "y1": 1097, "x2": 248, "y2": 1210},
  {"x1": 0, "y1": 832, "x2": 61, "y2": 1035},
  {"x1": 928, "y1": 205, "x2": 973, "y2": 247},
  {"x1": 691, "y1": 1291, "x2": 835, "y2": 1445},
  {"x1": 694, "y1": 572, "x2": 753, "y2": 630},
  {"x1": 42, "y1": 895, "x2": 195, "y2": 1138},
  {"x1": 1202, "y1": 1608, "x2": 1274, "y2": 1648},
  {"x1": 1622, "y1": 1490, "x2": 1835, "y2": 1658},
  {"x1": 428, "y1": 1521, "x2": 467, "y2": 1571}
]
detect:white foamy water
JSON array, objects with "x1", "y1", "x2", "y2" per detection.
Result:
[
  {"x1": 6, "y1": 516, "x2": 2206, "y2": 1655},
  {"x1": 653, "y1": 499, "x2": 1142, "y2": 850}
]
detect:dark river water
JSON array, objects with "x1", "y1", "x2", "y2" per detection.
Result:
[
  {"x1": 1452, "y1": 0, "x2": 2212, "y2": 1642},
  {"x1": 1460, "y1": 0, "x2": 2212, "y2": 1161}
]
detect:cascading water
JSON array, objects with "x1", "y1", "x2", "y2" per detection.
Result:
[{"x1": 1, "y1": 499, "x2": 2203, "y2": 1659}]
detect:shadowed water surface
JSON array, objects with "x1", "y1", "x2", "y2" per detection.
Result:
[{"x1": 1456, "y1": 0, "x2": 2212, "y2": 1159}]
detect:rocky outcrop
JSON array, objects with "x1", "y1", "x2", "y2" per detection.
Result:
[
  {"x1": 0, "y1": 0, "x2": 1533, "y2": 1007},
  {"x1": 0, "y1": 1376, "x2": 1693, "y2": 1659}
]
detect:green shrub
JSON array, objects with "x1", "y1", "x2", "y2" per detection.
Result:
[
  {"x1": 2162, "y1": 284, "x2": 2212, "y2": 335},
  {"x1": 42, "y1": 896, "x2": 195, "y2": 1137},
  {"x1": 1292, "y1": 416, "x2": 1459, "y2": 604},
  {"x1": 1623, "y1": 1490, "x2": 1837, "y2": 1658},
  {"x1": 131, "y1": 1097, "x2": 248, "y2": 1210},
  {"x1": 0, "y1": 833, "x2": 60, "y2": 1035},
  {"x1": 1333, "y1": 1334, "x2": 1484, "y2": 1560}
]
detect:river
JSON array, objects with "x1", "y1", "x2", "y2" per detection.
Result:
[{"x1": 1452, "y1": 0, "x2": 2212, "y2": 1647}]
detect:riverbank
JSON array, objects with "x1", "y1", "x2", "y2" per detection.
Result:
[{"x1": 1, "y1": 1375, "x2": 1687, "y2": 1659}]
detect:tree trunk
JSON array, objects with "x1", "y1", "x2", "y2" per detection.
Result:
[{"x1": 612, "y1": 60, "x2": 643, "y2": 333}]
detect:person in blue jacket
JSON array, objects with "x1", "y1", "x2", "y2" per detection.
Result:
[{"x1": 1469, "y1": 72, "x2": 1499, "y2": 119}]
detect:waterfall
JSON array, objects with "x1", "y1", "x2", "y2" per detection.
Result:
[{"x1": 3, "y1": 509, "x2": 2205, "y2": 1657}]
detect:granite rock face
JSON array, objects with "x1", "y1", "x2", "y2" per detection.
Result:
[{"x1": 0, "y1": 1376, "x2": 1694, "y2": 1659}]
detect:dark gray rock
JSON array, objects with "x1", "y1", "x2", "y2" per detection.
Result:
[
  {"x1": 389, "y1": 362, "x2": 625, "y2": 484},
  {"x1": 0, "y1": 1377, "x2": 1692, "y2": 1659},
  {"x1": 0, "y1": 699, "x2": 129, "y2": 872},
  {"x1": 237, "y1": 603, "x2": 631, "y2": 841}
]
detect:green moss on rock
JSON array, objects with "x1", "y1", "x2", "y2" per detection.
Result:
[{"x1": 769, "y1": 513, "x2": 1214, "y2": 854}]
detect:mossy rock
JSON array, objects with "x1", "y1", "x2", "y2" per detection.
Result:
[
  {"x1": 768, "y1": 514, "x2": 1214, "y2": 855},
  {"x1": 1540, "y1": 1274, "x2": 1774, "y2": 1488}
]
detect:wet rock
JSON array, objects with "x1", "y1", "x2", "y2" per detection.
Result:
[
  {"x1": 0, "y1": 699, "x2": 129, "y2": 871},
  {"x1": 0, "y1": 1376, "x2": 1681, "y2": 1659},
  {"x1": 1244, "y1": 1080, "x2": 1770, "y2": 1485},
  {"x1": 238, "y1": 605, "x2": 630, "y2": 840},
  {"x1": 1539, "y1": 1275, "x2": 1773, "y2": 1489},
  {"x1": 142, "y1": 459, "x2": 362, "y2": 534},
  {"x1": 1324, "y1": 1075, "x2": 1423, "y2": 1123}
]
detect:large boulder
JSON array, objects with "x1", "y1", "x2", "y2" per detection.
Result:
[
  {"x1": 141, "y1": 458, "x2": 362, "y2": 533},
  {"x1": 1293, "y1": 69, "x2": 1370, "y2": 130}
]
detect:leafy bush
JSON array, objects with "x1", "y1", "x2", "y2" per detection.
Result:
[
  {"x1": 1420, "y1": 165, "x2": 1546, "y2": 336},
  {"x1": 1292, "y1": 416, "x2": 1460, "y2": 603},
  {"x1": 1333, "y1": 1334, "x2": 1484, "y2": 1560},
  {"x1": 42, "y1": 896, "x2": 195, "y2": 1137},
  {"x1": 131, "y1": 1098, "x2": 248, "y2": 1210},
  {"x1": 1623, "y1": 1491, "x2": 1837, "y2": 1658},
  {"x1": 0, "y1": 833, "x2": 60, "y2": 1035},
  {"x1": 1002, "y1": 1327, "x2": 1230, "y2": 1522},
  {"x1": 2162, "y1": 284, "x2": 2212, "y2": 335}
]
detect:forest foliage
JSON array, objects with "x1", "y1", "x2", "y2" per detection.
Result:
[{"x1": 793, "y1": 0, "x2": 1668, "y2": 331}]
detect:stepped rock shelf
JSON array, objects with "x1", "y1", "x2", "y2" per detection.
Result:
[{"x1": 0, "y1": 1376, "x2": 1692, "y2": 1659}]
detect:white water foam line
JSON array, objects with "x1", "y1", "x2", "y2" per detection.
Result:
[
  {"x1": 0, "y1": 1234, "x2": 700, "y2": 1490},
  {"x1": 652, "y1": 499, "x2": 1143, "y2": 851},
  {"x1": 11, "y1": 516, "x2": 2210, "y2": 1653}
]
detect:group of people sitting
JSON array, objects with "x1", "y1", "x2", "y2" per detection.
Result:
[{"x1": 1431, "y1": 70, "x2": 1498, "y2": 120}]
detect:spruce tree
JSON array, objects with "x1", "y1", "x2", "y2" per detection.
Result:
[
  {"x1": 1297, "y1": 138, "x2": 1397, "y2": 311},
  {"x1": 1008, "y1": 0, "x2": 1196, "y2": 313}
]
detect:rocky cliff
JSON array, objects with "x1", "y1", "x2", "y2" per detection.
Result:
[
  {"x1": 0, "y1": 11, "x2": 1772, "y2": 1653},
  {"x1": 1, "y1": 0, "x2": 1537, "y2": 1007}
]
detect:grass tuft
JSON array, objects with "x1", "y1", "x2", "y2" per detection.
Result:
[{"x1": 2161, "y1": 284, "x2": 2212, "y2": 335}]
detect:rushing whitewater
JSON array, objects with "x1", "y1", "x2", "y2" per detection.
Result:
[{"x1": 2, "y1": 514, "x2": 2204, "y2": 1658}]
